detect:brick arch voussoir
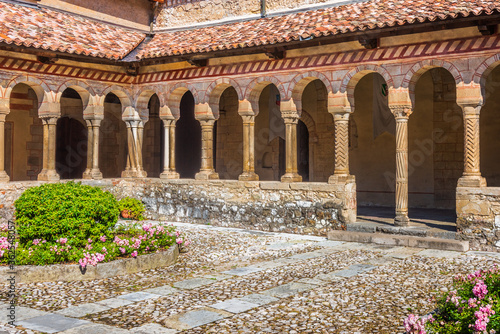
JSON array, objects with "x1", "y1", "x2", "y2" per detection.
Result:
[
  {"x1": 245, "y1": 76, "x2": 286, "y2": 112},
  {"x1": 101, "y1": 85, "x2": 133, "y2": 108},
  {"x1": 7, "y1": 75, "x2": 51, "y2": 105},
  {"x1": 473, "y1": 54, "x2": 500, "y2": 85},
  {"x1": 205, "y1": 78, "x2": 243, "y2": 104},
  {"x1": 300, "y1": 109, "x2": 318, "y2": 142}
]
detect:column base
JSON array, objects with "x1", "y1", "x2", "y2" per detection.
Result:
[
  {"x1": 82, "y1": 169, "x2": 92, "y2": 179},
  {"x1": 457, "y1": 175, "x2": 486, "y2": 188},
  {"x1": 238, "y1": 172, "x2": 259, "y2": 181},
  {"x1": 160, "y1": 171, "x2": 180, "y2": 179},
  {"x1": 195, "y1": 170, "x2": 219, "y2": 180},
  {"x1": 281, "y1": 173, "x2": 302, "y2": 183},
  {"x1": 90, "y1": 169, "x2": 103, "y2": 180},
  {"x1": 121, "y1": 169, "x2": 147, "y2": 178},
  {"x1": 394, "y1": 213, "x2": 410, "y2": 227},
  {"x1": 328, "y1": 174, "x2": 355, "y2": 184},
  {"x1": 0, "y1": 171, "x2": 9, "y2": 183},
  {"x1": 37, "y1": 169, "x2": 60, "y2": 181}
]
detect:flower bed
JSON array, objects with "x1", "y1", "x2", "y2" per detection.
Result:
[{"x1": 405, "y1": 266, "x2": 500, "y2": 334}]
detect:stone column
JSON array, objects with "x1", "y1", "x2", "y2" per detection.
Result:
[
  {"x1": 0, "y1": 112, "x2": 10, "y2": 182},
  {"x1": 239, "y1": 115, "x2": 259, "y2": 181},
  {"x1": 122, "y1": 107, "x2": 147, "y2": 178},
  {"x1": 391, "y1": 106, "x2": 412, "y2": 226},
  {"x1": 160, "y1": 119, "x2": 179, "y2": 179},
  {"x1": 281, "y1": 116, "x2": 302, "y2": 183},
  {"x1": 195, "y1": 119, "x2": 219, "y2": 180},
  {"x1": 328, "y1": 112, "x2": 352, "y2": 183},
  {"x1": 457, "y1": 104, "x2": 486, "y2": 187},
  {"x1": 38, "y1": 116, "x2": 60, "y2": 181},
  {"x1": 82, "y1": 118, "x2": 103, "y2": 179}
]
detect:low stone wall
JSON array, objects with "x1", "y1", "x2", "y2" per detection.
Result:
[
  {"x1": 456, "y1": 187, "x2": 500, "y2": 251},
  {"x1": 0, "y1": 178, "x2": 356, "y2": 236},
  {"x1": 0, "y1": 245, "x2": 179, "y2": 283}
]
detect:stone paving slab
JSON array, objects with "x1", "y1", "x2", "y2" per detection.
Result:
[
  {"x1": 237, "y1": 293, "x2": 279, "y2": 306},
  {"x1": 0, "y1": 305, "x2": 49, "y2": 323},
  {"x1": 297, "y1": 277, "x2": 329, "y2": 285},
  {"x1": 266, "y1": 242, "x2": 295, "y2": 250},
  {"x1": 383, "y1": 247, "x2": 421, "y2": 259},
  {"x1": 210, "y1": 299, "x2": 260, "y2": 314},
  {"x1": 56, "y1": 303, "x2": 110, "y2": 318},
  {"x1": 223, "y1": 266, "x2": 263, "y2": 276},
  {"x1": 253, "y1": 259, "x2": 295, "y2": 270},
  {"x1": 17, "y1": 313, "x2": 90, "y2": 333},
  {"x1": 365, "y1": 257, "x2": 396, "y2": 266},
  {"x1": 202, "y1": 274, "x2": 233, "y2": 281},
  {"x1": 332, "y1": 264, "x2": 377, "y2": 278},
  {"x1": 261, "y1": 282, "x2": 316, "y2": 298},
  {"x1": 314, "y1": 272, "x2": 346, "y2": 282},
  {"x1": 288, "y1": 251, "x2": 325, "y2": 260},
  {"x1": 143, "y1": 285, "x2": 179, "y2": 296},
  {"x1": 466, "y1": 251, "x2": 500, "y2": 259},
  {"x1": 58, "y1": 322, "x2": 129, "y2": 334},
  {"x1": 117, "y1": 292, "x2": 162, "y2": 302},
  {"x1": 95, "y1": 298, "x2": 134, "y2": 309},
  {"x1": 173, "y1": 277, "x2": 216, "y2": 290},
  {"x1": 129, "y1": 323, "x2": 178, "y2": 334},
  {"x1": 314, "y1": 240, "x2": 344, "y2": 248},
  {"x1": 163, "y1": 307, "x2": 232, "y2": 330},
  {"x1": 415, "y1": 249, "x2": 463, "y2": 258}
]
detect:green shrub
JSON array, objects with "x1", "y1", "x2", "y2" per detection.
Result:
[
  {"x1": 118, "y1": 197, "x2": 145, "y2": 220},
  {"x1": 14, "y1": 181, "x2": 119, "y2": 245}
]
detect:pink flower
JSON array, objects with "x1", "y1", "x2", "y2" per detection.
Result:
[
  {"x1": 472, "y1": 280, "x2": 488, "y2": 300},
  {"x1": 99, "y1": 235, "x2": 106, "y2": 242},
  {"x1": 404, "y1": 314, "x2": 428, "y2": 334},
  {"x1": 32, "y1": 239, "x2": 41, "y2": 246},
  {"x1": 119, "y1": 247, "x2": 126, "y2": 254},
  {"x1": 57, "y1": 238, "x2": 68, "y2": 245},
  {"x1": 176, "y1": 238, "x2": 183, "y2": 245},
  {"x1": 87, "y1": 238, "x2": 93, "y2": 243},
  {"x1": 131, "y1": 251, "x2": 138, "y2": 258}
]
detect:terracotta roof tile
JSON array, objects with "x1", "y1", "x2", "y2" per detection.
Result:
[
  {"x1": 138, "y1": 0, "x2": 500, "y2": 59},
  {"x1": 0, "y1": 1, "x2": 145, "y2": 60}
]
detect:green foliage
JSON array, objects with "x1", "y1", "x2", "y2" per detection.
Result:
[
  {"x1": 118, "y1": 197, "x2": 145, "y2": 221},
  {"x1": 14, "y1": 181, "x2": 119, "y2": 246}
]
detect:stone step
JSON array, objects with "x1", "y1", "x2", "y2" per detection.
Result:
[
  {"x1": 347, "y1": 222, "x2": 457, "y2": 240},
  {"x1": 327, "y1": 230, "x2": 469, "y2": 252}
]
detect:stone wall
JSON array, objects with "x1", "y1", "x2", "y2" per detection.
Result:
[
  {"x1": 154, "y1": 0, "x2": 344, "y2": 29},
  {"x1": 456, "y1": 187, "x2": 500, "y2": 251},
  {"x1": 0, "y1": 178, "x2": 355, "y2": 236}
]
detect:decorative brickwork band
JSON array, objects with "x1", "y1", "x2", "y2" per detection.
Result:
[
  {"x1": 392, "y1": 106, "x2": 412, "y2": 226},
  {"x1": 239, "y1": 115, "x2": 259, "y2": 181},
  {"x1": 160, "y1": 119, "x2": 179, "y2": 179},
  {"x1": 38, "y1": 116, "x2": 60, "y2": 181},
  {"x1": 333, "y1": 113, "x2": 350, "y2": 176},
  {"x1": 195, "y1": 119, "x2": 219, "y2": 180},
  {"x1": 281, "y1": 116, "x2": 302, "y2": 183}
]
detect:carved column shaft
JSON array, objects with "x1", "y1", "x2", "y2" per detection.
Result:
[
  {"x1": 239, "y1": 115, "x2": 259, "y2": 181},
  {"x1": 0, "y1": 113, "x2": 9, "y2": 182},
  {"x1": 333, "y1": 113, "x2": 350, "y2": 176},
  {"x1": 160, "y1": 119, "x2": 179, "y2": 179},
  {"x1": 280, "y1": 116, "x2": 302, "y2": 183},
  {"x1": 392, "y1": 106, "x2": 411, "y2": 226},
  {"x1": 83, "y1": 120, "x2": 94, "y2": 179},
  {"x1": 195, "y1": 119, "x2": 219, "y2": 180},
  {"x1": 38, "y1": 117, "x2": 60, "y2": 181}
]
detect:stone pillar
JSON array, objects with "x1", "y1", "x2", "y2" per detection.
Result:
[
  {"x1": 457, "y1": 104, "x2": 486, "y2": 187},
  {"x1": 281, "y1": 116, "x2": 302, "y2": 183},
  {"x1": 239, "y1": 115, "x2": 259, "y2": 181},
  {"x1": 328, "y1": 112, "x2": 352, "y2": 184},
  {"x1": 0, "y1": 112, "x2": 10, "y2": 182},
  {"x1": 160, "y1": 118, "x2": 179, "y2": 179},
  {"x1": 122, "y1": 107, "x2": 147, "y2": 178},
  {"x1": 195, "y1": 119, "x2": 219, "y2": 180},
  {"x1": 391, "y1": 106, "x2": 411, "y2": 226},
  {"x1": 38, "y1": 116, "x2": 60, "y2": 181},
  {"x1": 83, "y1": 119, "x2": 103, "y2": 179}
]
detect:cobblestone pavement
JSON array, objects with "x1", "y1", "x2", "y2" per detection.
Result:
[{"x1": 1, "y1": 222, "x2": 500, "y2": 333}]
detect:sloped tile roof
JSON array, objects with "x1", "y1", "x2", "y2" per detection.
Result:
[
  {"x1": 0, "y1": 1, "x2": 145, "y2": 60},
  {"x1": 138, "y1": 0, "x2": 500, "y2": 59}
]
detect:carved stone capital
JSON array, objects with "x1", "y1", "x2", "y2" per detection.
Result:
[{"x1": 390, "y1": 105, "x2": 412, "y2": 119}]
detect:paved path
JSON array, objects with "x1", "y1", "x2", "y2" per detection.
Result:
[{"x1": 1, "y1": 222, "x2": 500, "y2": 333}]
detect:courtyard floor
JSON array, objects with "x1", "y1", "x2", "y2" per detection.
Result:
[{"x1": 1, "y1": 222, "x2": 500, "y2": 334}]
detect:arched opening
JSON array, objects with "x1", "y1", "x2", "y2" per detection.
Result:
[
  {"x1": 350, "y1": 73, "x2": 396, "y2": 207},
  {"x1": 100, "y1": 93, "x2": 127, "y2": 178},
  {"x1": 143, "y1": 94, "x2": 163, "y2": 178},
  {"x1": 299, "y1": 79, "x2": 333, "y2": 182},
  {"x1": 255, "y1": 84, "x2": 285, "y2": 181},
  {"x1": 175, "y1": 91, "x2": 201, "y2": 178},
  {"x1": 297, "y1": 119, "x2": 309, "y2": 181},
  {"x1": 215, "y1": 87, "x2": 242, "y2": 179},
  {"x1": 5, "y1": 83, "x2": 42, "y2": 181},
  {"x1": 409, "y1": 68, "x2": 463, "y2": 211},
  {"x1": 56, "y1": 88, "x2": 87, "y2": 179},
  {"x1": 481, "y1": 64, "x2": 500, "y2": 186}
]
